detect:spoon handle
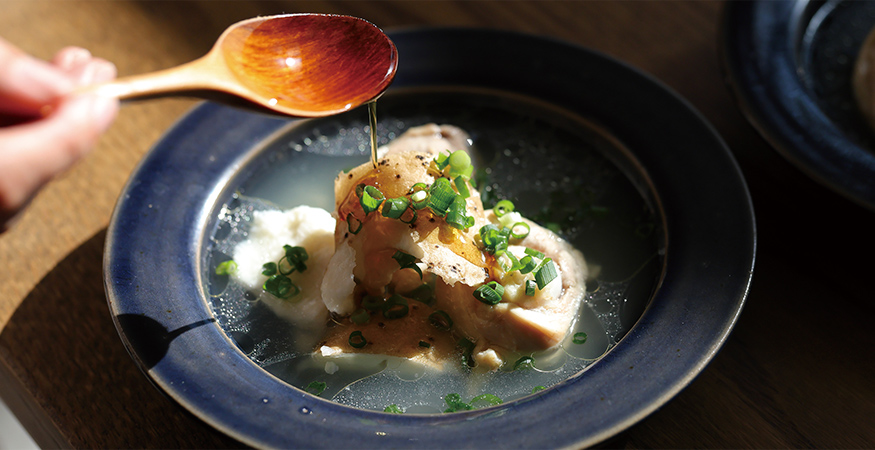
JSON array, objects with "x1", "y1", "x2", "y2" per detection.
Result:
[{"x1": 84, "y1": 55, "x2": 227, "y2": 101}]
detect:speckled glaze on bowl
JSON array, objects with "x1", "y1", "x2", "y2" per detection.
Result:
[
  {"x1": 721, "y1": 0, "x2": 875, "y2": 210},
  {"x1": 105, "y1": 28, "x2": 755, "y2": 448}
]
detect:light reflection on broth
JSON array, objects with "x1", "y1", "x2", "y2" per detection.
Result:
[{"x1": 206, "y1": 88, "x2": 663, "y2": 413}]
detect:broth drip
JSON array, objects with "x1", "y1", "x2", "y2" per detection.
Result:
[{"x1": 368, "y1": 101, "x2": 378, "y2": 168}]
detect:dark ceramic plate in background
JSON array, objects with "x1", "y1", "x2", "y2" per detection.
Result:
[
  {"x1": 722, "y1": 0, "x2": 875, "y2": 210},
  {"x1": 105, "y1": 28, "x2": 755, "y2": 448}
]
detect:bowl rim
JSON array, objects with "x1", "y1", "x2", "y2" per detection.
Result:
[{"x1": 105, "y1": 26, "x2": 755, "y2": 448}]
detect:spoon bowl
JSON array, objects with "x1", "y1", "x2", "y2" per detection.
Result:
[{"x1": 91, "y1": 14, "x2": 398, "y2": 117}]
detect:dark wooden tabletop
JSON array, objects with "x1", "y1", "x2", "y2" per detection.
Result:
[{"x1": 1, "y1": 1, "x2": 873, "y2": 448}]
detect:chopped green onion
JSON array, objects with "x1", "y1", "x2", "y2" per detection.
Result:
[
  {"x1": 361, "y1": 295, "x2": 385, "y2": 311},
  {"x1": 215, "y1": 260, "x2": 238, "y2": 276},
  {"x1": 434, "y1": 152, "x2": 451, "y2": 170},
  {"x1": 382, "y1": 294, "x2": 409, "y2": 319},
  {"x1": 514, "y1": 356, "x2": 534, "y2": 371},
  {"x1": 263, "y1": 274, "x2": 300, "y2": 299},
  {"x1": 510, "y1": 222, "x2": 530, "y2": 240},
  {"x1": 445, "y1": 195, "x2": 470, "y2": 230},
  {"x1": 381, "y1": 197, "x2": 409, "y2": 219},
  {"x1": 405, "y1": 283, "x2": 435, "y2": 306},
  {"x1": 348, "y1": 330, "x2": 367, "y2": 348},
  {"x1": 419, "y1": 340, "x2": 431, "y2": 348},
  {"x1": 350, "y1": 308, "x2": 370, "y2": 325},
  {"x1": 473, "y1": 281, "x2": 504, "y2": 305},
  {"x1": 410, "y1": 190, "x2": 429, "y2": 210},
  {"x1": 573, "y1": 332, "x2": 588, "y2": 345},
  {"x1": 262, "y1": 262, "x2": 278, "y2": 276},
  {"x1": 429, "y1": 310, "x2": 453, "y2": 330},
  {"x1": 470, "y1": 393, "x2": 503, "y2": 408},
  {"x1": 443, "y1": 393, "x2": 473, "y2": 412},
  {"x1": 519, "y1": 255, "x2": 537, "y2": 274},
  {"x1": 384, "y1": 404, "x2": 404, "y2": 414},
  {"x1": 392, "y1": 250, "x2": 423, "y2": 279},
  {"x1": 409, "y1": 182, "x2": 428, "y2": 194},
  {"x1": 534, "y1": 259, "x2": 558, "y2": 289},
  {"x1": 448, "y1": 150, "x2": 471, "y2": 172},
  {"x1": 399, "y1": 205, "x2": 418, "y2": 224},
  {"x1": 524, "y1": 247, "x2": 545, "y2": 259},
  {"x1": 346, "y1": 213, "x2": 362, "y2": 234},
  {"x1": 494, "y1": 199, "x2": 515, "y2": 217},
  {"x1": 525, "y1": 279, "x2": 537, "y2": 296},
  {"x1": 497, "y1": 250, "x2": 522, "y2": 274},
  {"x1": 532, "y1": 386, "x2": 546, "y2": 393},
  {"x1": 360, "y1": 185, "x2": 385, "y2": 214},
  {"x1": 458, "y1": 338, "x2": 476, "y2": 368},
  {"x1": 281, "y1": 245, "x2": 308, "y2": 273},
  {"x1": 306, "y1": 381, "x2": 327, "y2": 396},
  {"x1": 428, "y1": 177, "x2": 456, "y2": 217},
  {"x1": 453, "y1": 175, "x2": 471, "y2": 199},
  {"x1": 478, "y1": 224, "x2": 510, "y2": 255}
]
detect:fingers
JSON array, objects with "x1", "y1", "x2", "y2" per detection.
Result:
[
  {"x1": 0, "y1": 48, "x2": 119, "y2": 230},
  {"x1": 52, "y1": 46, "x2": 118, "y2": 87},
  {"x1": 0, "y1": 37, "x2": 76, "y2": 115}
]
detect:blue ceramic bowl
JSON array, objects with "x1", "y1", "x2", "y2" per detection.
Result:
[
  {"x1": 105, "y1": 28, "x2": 755, "y2": 448},
  {"x1": 722, "y1": 0, "x2": 875, "y2": 209}
]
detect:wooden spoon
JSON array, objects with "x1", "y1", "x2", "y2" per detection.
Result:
[{"x1": 89, "y1": 13, "x2": 398, "y2": 117}]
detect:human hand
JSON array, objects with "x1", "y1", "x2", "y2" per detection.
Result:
[{"x1": 0, "y1": 37, "x2": 119, "y2": 231}]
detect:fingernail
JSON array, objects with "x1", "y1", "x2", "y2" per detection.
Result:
[
  {"x1": 12, "y1": 55, "x2": 75, "y2": 98},
  {"x1": 55, "y1": 47, "x2": 92, "y2": 71}
]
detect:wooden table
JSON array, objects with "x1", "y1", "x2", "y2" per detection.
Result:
[{"x1": 1, "y1": 1, "x2": 873, "y2": 448}]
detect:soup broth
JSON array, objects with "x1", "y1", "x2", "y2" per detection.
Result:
[{"x1": 206, "y1": 88, "x2": 663, "y2": 413}]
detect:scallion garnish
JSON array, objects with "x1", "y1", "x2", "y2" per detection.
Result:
[
  {"x1": 381, "y1": 197, "x2": 409, "y2": 219},
  {"x1": 263, "y1": 274, "x2": 300, "y2": 298},
  {"x1": 510, "y1": 221, "x2": 530, "y2": 240},
  {"x1": 445, "y1": 195, "x2": 470, "y2": 230},
  {"x1": 428, "y1": 177, "x2": 455, "y2": 217},
  {"x1": 434, "y1": 152, "x2": 451, "y2": 171},
  {"x1": 532, "y1": 386, "x2": 546, "y2": 393},
  {"x1": 470, "y1": 393, "x2": 503, "y2": 408},
  {"x1": 410, "y1": 190, "x2": 429, "y2": 210},
  {"x1": 493, "y1": 199, "x2": 515, "y2": 217},
  {"x1": 453, "y1": 175, "x2": 471, "y2": 199},
  {"x1": 525, "y1": 279, "x2": 536, "y2": 296},
  {"x1": 215, "y1": 260, "x2": 238, "y2": 276},
  {"x1": 405, "y1": 283, "x2": 435, "y2": 306},
  {"x1": 477, "y1": 224, "x2": 510, "y2": 255},
  {"x1": 534, "y1": 258, "x2": 558, "y2": 289},
  {"x1": 262, "y1": 262, "x2": 278, "y2": 276},
  {"x1": 282, "y1": 244, "x2": 308, "y2": 273},
  {"x1": 384, "y1": 404, "x2": 404, "y2": 414},
  {"x1": 524, "y1": 247, "x2": 545, "y2": 259},
  {"x1": 458, "y1": 338, "x2": 476, "y2": 368},
  {"x1": 572, "y1": 332, "x2": 588, "y2": 345},
  {"x1": 346, "y1": 213, "x2": 362, "y2": 234},
  {"x1": 473, "y1": 281, "x2": 504, "y2": 305},
  {"x1": 382, "y1": 294, "x2": 409, "y2": 319},
  {"x1": 360, "y1": 185, "x2": 385, "y2": 214},
  {"x1": 519, "y1": 255, "x2": 537, "y2": 274},
  {"x1": 443, "y1": 393, "x2": 473, "y2": 413},
  {"x1": 350, "y1": 308, "x2": 370, "y2": 325},
  {"x1": 448, "y1": 150, "x2": 471, "y2": 172},
  {"x1": 306, "y1": 381, "x2": 327, "y2": 396},
  {"x1": 392, "y1": 250, "x2": 423, "y2": 279},
  {"x1": 428, "y1": 310, "x2": 453, "y2": 330},
  {"x1": 348, "y1": 330, "x2": 367, "y2": 348}
]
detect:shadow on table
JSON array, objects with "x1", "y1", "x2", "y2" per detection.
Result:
[{"x1": 0, "y1": 229, "x2": 241, "y2": 449}]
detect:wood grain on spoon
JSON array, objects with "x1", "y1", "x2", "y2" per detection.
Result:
[{"x1": 88, "y1": 14, "x2": 398, "y2": 117}]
